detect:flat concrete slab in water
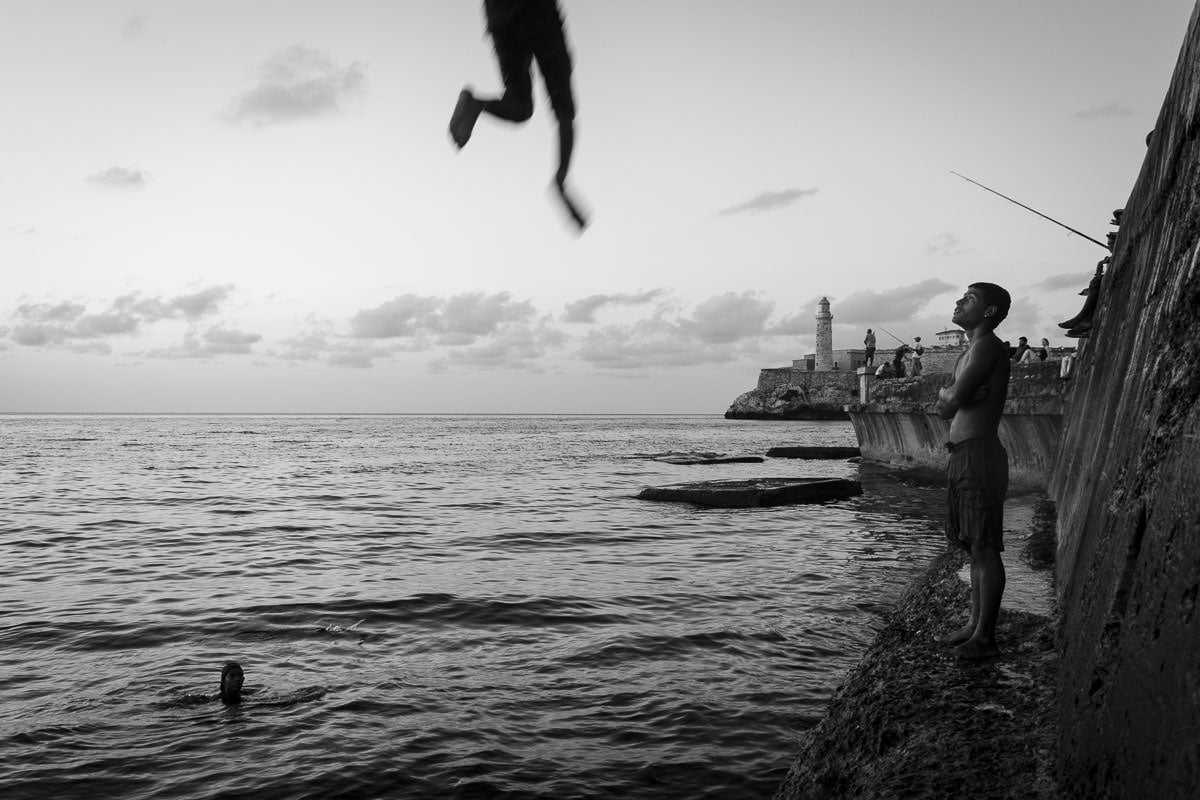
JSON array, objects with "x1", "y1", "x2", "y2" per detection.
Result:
[
  {"x1": 766, "y1": 446, "x2": 861, "y2": 459},
  {"x1": 655, "y1": 455, "x2": 765, "y2": 465},
  {"x1": 636, "y1": 477, "x2": 862, "y2": 508}
]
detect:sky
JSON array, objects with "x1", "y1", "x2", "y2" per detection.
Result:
[{"x1": 2, "y1": 0, "x2": 1195, "y2": 413}]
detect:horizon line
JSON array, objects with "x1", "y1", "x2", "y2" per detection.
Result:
[{"x1": 0, "y1": 410, "x2": 732, "y2": 417}]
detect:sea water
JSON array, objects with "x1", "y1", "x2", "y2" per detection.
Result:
[{"x1": 0, "y1": 415, "x2": 950, "y2": 800}]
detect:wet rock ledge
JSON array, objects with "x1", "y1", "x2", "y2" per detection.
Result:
[
  {"x1": 637, "y1": 478, "x2": 861, "y2": 508},
  {"x1": 773, "y1": 549, "x2": 1059, "y2": 800}
]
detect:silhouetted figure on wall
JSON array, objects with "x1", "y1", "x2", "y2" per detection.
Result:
[{"x1": 892, "y1": 345, "x2": 909, "y2": 378}]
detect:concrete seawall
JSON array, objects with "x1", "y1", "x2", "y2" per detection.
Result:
[{"x1": 846, "y1": 362, "x2": 1066, "y2": 489}]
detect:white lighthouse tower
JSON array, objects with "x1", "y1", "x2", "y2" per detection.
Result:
[{"x1": 815, "y1": 297, "x2": 834, "y2": 371}]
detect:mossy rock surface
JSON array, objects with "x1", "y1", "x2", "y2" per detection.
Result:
[{"x1": 772, "y1": 551, "x2": 1059, "y2": 800}]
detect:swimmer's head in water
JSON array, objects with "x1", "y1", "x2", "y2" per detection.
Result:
[{"x1": 220, "y1": 661, "x2": 244, "y2": 704}]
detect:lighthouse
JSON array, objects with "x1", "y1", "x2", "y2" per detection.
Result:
[{"x1": 815, "y1": 297, "x2": 834, "y2": 371}]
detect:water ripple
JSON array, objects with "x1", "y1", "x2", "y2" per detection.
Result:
[{"x1": 0, "y1": 414, "x2": 950, "y2": 800}]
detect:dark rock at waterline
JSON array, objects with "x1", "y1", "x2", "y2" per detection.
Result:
[
  {"x1": 636, "y1": 477, "x2": 861, "y2": 508},
  {"x1": 655, "y1": 455, "x2": 765, "y2": 465},
  {"x1": 724, "y1": 407, "x2": 850, "y2": 421},
  {"x1": 766, "y1": 446, "x2": 861, "y2": 460},
  {"x1": 725, "y1": 378, "x2": 856, "y2": 420}
]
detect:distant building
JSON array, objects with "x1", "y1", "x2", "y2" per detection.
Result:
[
  {"x1": 794, "y1": 349, "x2": 869, "y2": 371},
  {"x1": 936, "y1": 329, "x2": 966, "y2": 347}
]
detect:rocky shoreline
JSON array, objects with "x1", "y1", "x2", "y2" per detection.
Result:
[{"x1": 773, "y1": 501, "x2": 1060, "y2": 800}]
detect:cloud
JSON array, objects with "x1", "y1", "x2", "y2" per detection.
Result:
[
  {"x1": 433, "y1": 320, "x2": 566, "y2": 372},
  {"x1": 347, "y1": 290, "x2": 782, "y2": 372},
  {"x1": 328, "y1": 350, "x2": 375, "y2": 368},
  {"x1": 834, "y1": 279, "x2": 958, "y2": 325},
  {"x1": 924, "y1": 232, "x2": 972, "y2": 256},
  {"x1": 438, "y1": 291, "x2": 534, "y2": 343},
  {"x1": 11, "y1": 301, "x2": 112, "y2": 346},
  {"x1": 563, "y1": 289, "x2": 664, "y2": 323},
  {"x1": 121, "y1": 13, "x2": 147, "y2": 39},
  {"x1": 349, "y1": 291, "x2": 533, "y2": 344},
  {"x1": 201, "y1": 326, "x2": 262, "y2": 354},
  {"x1": 691, "y1": 292, "x2": 772, "y2": 343},
  {"x1": 1030, "y1": 271, "x2": 1093, "y2": 292},
  {"x1": 303, "y1": 292, "x2": 547, "y2": 367},
  {"x1": 224, "y1": 45, "x2": 367, "y2": 125},
  {"x1": 1071, "y1": 100, "x2": 1133, "y2": 120},
  {"x1": 148, "y1": 326, "x2": 263, "y2": 359},
  {"x1": 275, "y1": 321, "x2": 396, "y2": 367},
  {"x1": 160, "y1": 285, "x2": 234, "y2": 320},
  {"x1": 275, "y1": 325, "x2": 335, "y2": 362},
  {"x1": 577, "y1": 314, "x2": 740, "y2": 370},
  {"x1": 767, "y1": 313, "x2": 811, "y2": 336},
  {"x1": 575, "y1": 293, "x2": 776, "y2": 370},
  {"x1": 719, "y1": 188, "x2": 818, "y2": 216},
  {"x1": 349, "y1": 294, "x2": 441, "y2": 339},
  {"x1": 3, "y1": 225, "x2": 36, "y2": 238},
  {"x1": 7, "y1": 285, "x2": 234, "y2": 350},
  {"x1": 570, "y1": 290, "x2": 825, "y2": 370},
  {"x1": 87, "y1": 166, "x2": 148, "y2": 190},
  {"x1": 992, "y1": 300, "x2": 1043, "y2": 340}
]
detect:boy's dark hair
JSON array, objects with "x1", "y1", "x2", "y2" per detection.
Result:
[{"x1": 969, "y1": 282, "x2": 1011, "y2": 327}]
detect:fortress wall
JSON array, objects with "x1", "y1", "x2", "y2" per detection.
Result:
[
  {"x1": 755, "y1": 368, "x2": 857, "y2": 395},
  {"x1": 1048, "y1": 3, "x2": 1200, "y2": 796}
]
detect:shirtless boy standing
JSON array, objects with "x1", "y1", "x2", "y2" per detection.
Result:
[{"x1": 936, "y1": 282, "x2": 1012, "y2": 660}]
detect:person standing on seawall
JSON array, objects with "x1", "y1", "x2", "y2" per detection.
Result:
[
  {"x1": 864, "y1": 329, "x2": 876, "y2": 366},
  {"x1": 910, "y1": 336, "x2": 924, "y2": 376},
  {"x1": 936, "y1": 282, "x2": 1012, "y2": 660}
]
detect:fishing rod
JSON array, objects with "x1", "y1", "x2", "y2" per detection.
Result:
[
  {"x1": 874, "y1": 325, "x2": 908, "y2": 347},
  {"x1": 949, "y1": 171, "x2": 1109, "y2": 250}
]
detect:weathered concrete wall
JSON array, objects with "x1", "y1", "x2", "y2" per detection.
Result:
[
  {"x1": 1048, "y1": 4, "x2": 1200, "y2": 797},
  {"x1": 847, "y1": 362, "x2": 1066, "y2": 489}
]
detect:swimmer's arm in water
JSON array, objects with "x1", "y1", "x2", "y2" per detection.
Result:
[{"x1": 252, "y1": 686, "x2": 328, "y2": 708}]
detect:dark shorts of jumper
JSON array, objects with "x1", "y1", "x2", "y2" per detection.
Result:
[
  {"x1": 945, "y1": 437, "x2": 1008, "y2": 552},
  {"x1": 485, "y1": 0, "x2": 575, "y2": 123}
]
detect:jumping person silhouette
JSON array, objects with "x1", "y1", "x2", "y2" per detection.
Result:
[{"x1": 449, "y1": 0, "x2": 588, "y2": 230}]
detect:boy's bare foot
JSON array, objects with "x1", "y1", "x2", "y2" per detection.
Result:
[
  {"x1": 951, "y1": 638, "x2": 1000, "y2": 661},
  {"x1": 554, "y1": 180, "x2": 588, "y2": 230},
  {"x1": 940, "y1": 621, "x2": 977, "y2": 646},
  {"x1": 449, "y1": 88, "x2": 482, "y2": 149}
]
